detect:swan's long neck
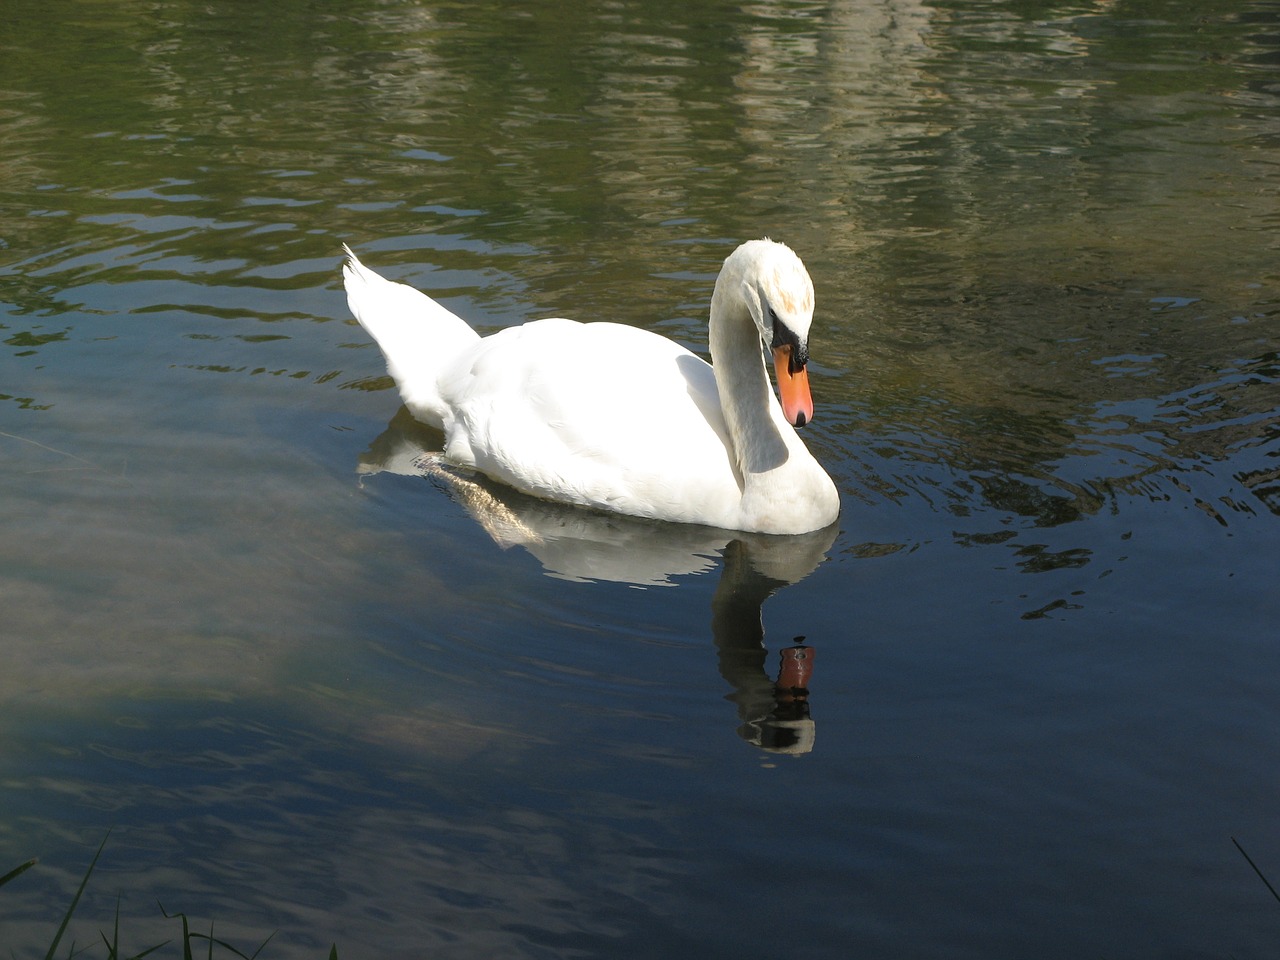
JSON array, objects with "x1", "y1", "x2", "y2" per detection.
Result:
[{"x1": 708, "y1": 285, "x2": 791, "y2": 480}]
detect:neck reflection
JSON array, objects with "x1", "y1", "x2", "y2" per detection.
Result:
[{"x1": 360, "y1": 408, "x2": 837, "y2": 755}]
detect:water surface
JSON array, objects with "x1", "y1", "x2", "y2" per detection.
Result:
[{"x1": 3, "y1": 1, "x2": 1280, "y2": 957}]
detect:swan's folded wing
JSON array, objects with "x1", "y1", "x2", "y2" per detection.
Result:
[{"x1": 437, "y1": 319, "x2": 745, "y2": 525}]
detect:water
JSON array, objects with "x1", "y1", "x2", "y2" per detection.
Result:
[{"x1": 2, "y1": 0, "x2": 1280, "y2": 956}]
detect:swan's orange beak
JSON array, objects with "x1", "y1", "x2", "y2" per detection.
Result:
[{"x1": 772, "y1": 344, "x2": 814, "y2": 428}]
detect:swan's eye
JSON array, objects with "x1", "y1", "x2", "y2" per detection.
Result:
[
  {"x1": 768, "y1": 308, "x2": 784, "y2": 346},
  {"x1": 770, "y1": 309, "x2": 809, "y2": 373}
]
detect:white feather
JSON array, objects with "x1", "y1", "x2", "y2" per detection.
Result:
[{"x1": 342, "y1": 240, "x2": 839, "y2": 534}]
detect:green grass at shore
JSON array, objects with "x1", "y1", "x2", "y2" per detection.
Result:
[{"x1": 2, "y1": 833, "x2": 338, "y2": 960}]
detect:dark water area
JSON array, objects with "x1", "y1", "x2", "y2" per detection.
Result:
[{"x1": 3, "y1": 1, "x2": 1280, "y2": 957}]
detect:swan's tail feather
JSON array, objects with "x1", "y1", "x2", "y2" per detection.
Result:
[{"x1": 341, "y1": 244, "x2": 480, "y2": 428}]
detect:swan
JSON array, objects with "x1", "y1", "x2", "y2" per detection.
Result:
[{"x1": 341, "y1": 239, "x2": 840, "y2": 535}]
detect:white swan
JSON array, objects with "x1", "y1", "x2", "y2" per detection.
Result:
[{"x1": 342, "y1": 239, "x2": 840, "y2": 535}]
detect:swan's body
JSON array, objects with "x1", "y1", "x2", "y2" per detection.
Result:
[{"x1": 342, "y1": 240, "x2": 839, "y2": 535}]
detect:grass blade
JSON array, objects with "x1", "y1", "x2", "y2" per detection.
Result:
[
  {"x1": 45, "y1": 831, "x2": 111, "y2": 960},
  {"x1": 188, "y1": 930, "x2": 272, "y2": 960},
  {"x1": 0, "y1": 858, "x2": 38, "y2": 890},
  {"x1": 101, "y1": 899, "x2": 120, "y2": 960},
  {"x1": 1232, "y1": 836, "x2": 1280, "y2": 905},
  {"x1": 99, "y1": 897, "x2": 170, "y2": 960},
  {"x1": 245, "y1": 930, "x2": 276, "y2": 960},
  {"x1": 158, "y1": 904, "x2": 193, "y2": 960}
]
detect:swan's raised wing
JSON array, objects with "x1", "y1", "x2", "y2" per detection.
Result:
[{"x1": 342, "y1": 246, "x2": 480, "y2": 428}]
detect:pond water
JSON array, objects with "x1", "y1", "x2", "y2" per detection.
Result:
[{"x1": 3, "y1": 0, "x2": 1280, "y2": 956}]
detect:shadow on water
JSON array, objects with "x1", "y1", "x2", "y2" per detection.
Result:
[{"x1": 359, "y1": 406, "x2": 837, "y2": 755}]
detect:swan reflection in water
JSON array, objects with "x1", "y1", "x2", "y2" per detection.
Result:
[{"x1": 359, "y1": 409, "x2": 839, "y2": 755}]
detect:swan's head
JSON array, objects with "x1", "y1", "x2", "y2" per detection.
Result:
[{"x1": 725, "y1": 239, "x2": 817, "y2": 427}]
